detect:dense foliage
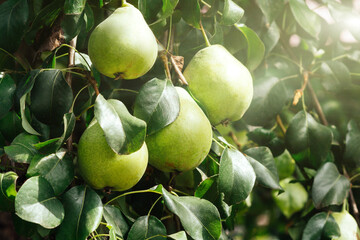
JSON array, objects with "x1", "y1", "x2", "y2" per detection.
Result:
[{"x1": 0, "y1": 0, "x2": 360, "y2": 239}]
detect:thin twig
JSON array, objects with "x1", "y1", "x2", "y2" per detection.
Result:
[
  {"x1": 228, "y1": 131, "x2": 241, "y2": 150},
  {"x1": 86, "y1": 71, "x2": 100, "y2": 96},
  {"x1": 276, "y1": 115, "x2": 286, "y2": 135},
  {"x1": 169, "y1": 55, "x2": 188, "y2": 85},
  {"x1": 66, "y1": 36, "x2": 77, "y2": 153},
  {"x1": 292, "y1": 71, "x2": 309, "y2": 106},
  {"x1": 306, "y1": 81, "x2": 328, "y2": 126},
  {"x1": 343, "y1": 167, "x2": 360, "y2": 226},
  {"x1": 160, "y1": 52, "x2": 172, "y2": 81}
]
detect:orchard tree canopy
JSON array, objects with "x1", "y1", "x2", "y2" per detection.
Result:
[{"x1": 1, "y1": 0, "x2": 360, "y2": 239}]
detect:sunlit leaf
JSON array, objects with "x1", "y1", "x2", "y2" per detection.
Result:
[
  {"x1": 15, "y1": 176, "x2": 64, "y2": 229},
  {"x1": 162, "y1": 188, "x2": 221, "y2": 240}
]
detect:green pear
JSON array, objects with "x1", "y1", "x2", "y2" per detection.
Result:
[
  {"x1": 77, "y1": 121, "x2": 148, "y2": 191},
  {"x1": 146, "y1": 87, "x2": 212, "y2": 172},
  {"x1": 183, "y1": 45, "x2": 253, "y2": 125},
  {"x1": 88, "y1": 3, "x2": 157, "y2": 79},
  {"x1": 332, "y1": 210, "x2": 360, "y2": 240}
]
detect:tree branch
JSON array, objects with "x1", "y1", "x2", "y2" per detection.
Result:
[
  {"x1": 306, "y1": 81, "x2": 328, "y2": 126},
  {"x1": 66, "y1": 36, "x2": 77, "y2": 153}
]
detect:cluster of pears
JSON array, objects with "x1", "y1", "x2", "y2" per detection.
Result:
[{"x1": 78, "y1": 2, "x2": 253, "y2": 191}]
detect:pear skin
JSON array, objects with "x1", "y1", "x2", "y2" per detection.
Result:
[
  {"x1": 184, "y1": 45, "x2": 253, "y2": 125},
  {"x1": 146, "y1": 87, "x2": 212, "y2": 172},
  {"x1": 88, "y1": 3, "x2": 157, "y2": 79}
]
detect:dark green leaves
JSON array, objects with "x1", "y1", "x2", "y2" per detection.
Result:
[
  {"x1": 30, "y1": 69, "x2": 73, "y2": 125},
  {"x1": 219, "y1": 148, "x2": 256, "y2": 205},
  {"x1": 244, "y1": 74, "x2": 299, "y2": 126},
  {"x1": 134, "y1": 78, "x2": 180, "y2": 135},
  {"x1": 302, "y1": 212, "x2": 340, "y2": 239},
  {"x1": 27, "y1": 149, "x2": 74, "y2": 195},
  {"x1": 95, "y1": 95, "x2": 146, "y2": 155},
  {"x1": 221, "y1": 0, "x2": 244, "y2": 26},
  {"x1": 289, "y1": 0, "x2": 321, "y2": 39},
  {"x1": 64, "y1": 0, "x2": 86, "y2": 14},
  {"x1": 312, "y1": 162, "x2": 350, "y2": 209},
  {"x1": 127, "y1": 215, "x2": 167, "y2": 240},
  {"x1": 5, "y1": 133, "x2": 39, "y2": 163},
  {"x1": 285, "y1": 111, "x2": 332, "y2": 168},
  {"x1": 244, "y1": 147, "x2": 281, "y2": 190},
  {"x1": 56, "y1": 185, "x2": 103, "y2": 240},
  {"x1": 0, "y1": 171, "x2": 18, "y2": 211},
  {"x1": 0, "y1": 74, "x2": 16, "y2": 118},
  {"x1": 162, "y1": 188, "x2": 221, "y2": 240},
  {"x1": 235, "y1": 24, "x2": 265, "y2": 71},
  {"x1": 178, "y1": 0, "x2": 201, "y2": 28},
  {"x1": 15, "y1": 176, "x2": 64, "y2": 229},
  {"x1": 0, "y1": 0, "x2": 29, "y2": 52},
  {"x1": 344, "y1": 120, "x2": 360, "y2": 168},
  {"x1": 103, "y1": 205, "x2": 129, "y2": 239}
]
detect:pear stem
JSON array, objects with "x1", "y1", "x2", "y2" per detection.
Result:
[
  {"x1": 199, "y1": 21, "x2": 211, "y2": 47},
  {"x1": 121, "y1": 0, "x2": 127, "y2": 6}
]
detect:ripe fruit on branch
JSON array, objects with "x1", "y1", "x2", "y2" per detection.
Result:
[
  {"x1": 88, "y1": 3, "x2": 158, "y2": 79},
  {"x1": 77, "y1": 121, "x2": 148, "y2": 191},
  {"x1": 331, "y1": 209, "x2": 360, "y2": 240},
  {"x1": 183, "y1": 44, "x2": 253, "y2": 125},
  {"x1": 146, "y1": 87, "x2": 212, "y2": 172}
]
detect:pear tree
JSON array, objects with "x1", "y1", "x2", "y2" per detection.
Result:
[{"x1": 0, "y1": 0, "x2": 360, "y2": 239}]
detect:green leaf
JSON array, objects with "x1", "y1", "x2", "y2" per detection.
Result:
[
  {"x1": 344, "y1": 120, "x2": 360, "y2": 168},
  {"x1": 30, "y1": 69, "x2": 73, "y2": 125},
  {"x1": 94, "y1": 94, "x2": 125, "y2": 153},
  {"x1": 4, "y1": 133, "x2": 39, "y2": 163},
  {"x1": 312, "y1": 162, "x2": 350, "y2": 209},
  {"x1": 108, "y1": 99, "x2": 146, "y2": 154},
  {"x1": 319, "y1": 61, "x2": 351, "y2": 91},
  {"x1": 0, "y1": 171, "x2": 18, "y2": 211},
  {"x1": 0, "y1": 0, "x2": 29, "y2": 52},
  {"x1": 235, "y1": 24, "x2": 265, "y2": 71},
  {"x1": 274, "y1": 150, "x2": 296, "y2": 180},
  {"x1": 247, "y1": 128, "x2": 285, "y2": 157},
  {"x1": 57, "y1": 112, "x2": 76, "y2": 149},
  {"x1": 15, "y1": 176, "x2": 64, "y2": 229},
  {"x1": 56, "y1": 185, "x2": 103, "y2": 240},
  {"x1": 272, "y1": 178, "x2": 308, "y2": 218},
  {"x1": 20, "y1": 94, "x2": 40, "y2": 136},
  {"x1": 134, "y1": 78, "x2": 180, "y2": 135},
  {"x1": 0, "y1": 74, "x2": 16, "y2": 119},
  {"x1": 160, "y1": 0, "x2": 179, "y2": 20},
  {"x1": 26, "y1": 149, "x2": 74, "y2": 195},
  {"x1": 24, "y1": 1, "x2": 62, "y2": 44},
  {"x1": 0, "y1": 110, "x2": 23, "y2": 142},
  {"x1": 289, "y1": 0, "x2": 321, "y2": 39},
  {"x1": 61, "y1": 12, "x2": 86, "y2": 41},
  {"x1": 103, "y1": 205, "x2": 129, "y2": 238},
  {"x1": 220, "y1": 0, "x2": 244, "y2": 25},
  {"x1": 178, "y1": 0, "x2": 201, "y2": 28},
  {"x1": 64, "y1": 0, "x2": 86, "y2": 14},
  {"x1": 285, "y1": 111, "x2": 333, "y2": 169},
  {"x1": 127, "y1": 215, "x2": 167, "y2": 240},
  {"x1": 218, "y1": 148, "x2": 256, "y2": 205},
  {"x1": 162, "y1": 188, "x2": 222, "y2": 240},
  {"x1": 262, "y1": 22, "x2": 280, "y2": 55},
  {"x1": 257, "y1": 0, "x2": 285, "y2": 23},
  {"x1": 244, "y1": 147, "x2": 281, "y2": 190},
  {"x1": 168, "y1": 231, "x2": 188, "y2": 240},
  {"x1": 195, "y1": 176, "x2": 217, "y2": 198},
  {"x1": 302, "y1": 212, "x2": 340, "y2": 239}
]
